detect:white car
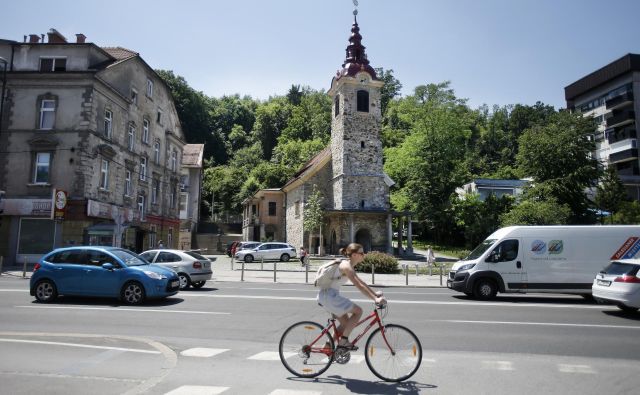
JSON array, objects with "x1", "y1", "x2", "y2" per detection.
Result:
[
  {"x1": 592, "y1": 259, "x2": 640, "y2": 313},
  {"x1": 141, "y1": 249, "x2": 213, "y2": 290},
  {"x1": 235, "y1": 242, "x2": 297, "y2": 263}
]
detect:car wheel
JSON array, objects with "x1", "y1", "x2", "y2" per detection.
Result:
[
  {"x1": 473, "y1": 278, "x2": 497, "y2": 300},
  {"x1": 192, "y1": 281, "x2": 206, "y2": 289},
  {"x1": 121, "y1": 281, "x2": 146, "y2": 305},
  {"x1": 178, "y1": 273, "x2": 191, "y2": 289},
  {"x1": 280, "y1": 254, "x2": 290, "y2": 262},
  {"x1": 617, "y1": 303, "x2": 639, "y2": 313},
  {"x1": 35, "y1": 279, "x2": 58, "y2": 303},
  {"x1": 244, "y1": 255, "x2": 254, "y2": 263}
]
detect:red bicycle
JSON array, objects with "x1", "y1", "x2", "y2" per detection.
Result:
[{"x1": 278, "y1": 303, "x2": 422, "y2": 382}]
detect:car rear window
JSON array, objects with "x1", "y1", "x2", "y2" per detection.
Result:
[
  {"x1": 185, "y1": 251, "x2": 207, "y2": 260},
  {"x1": 601, "y1": 262, "x2": 640, "y2": 276}
]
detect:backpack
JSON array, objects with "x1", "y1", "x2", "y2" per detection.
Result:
[{"x1": 314, "y1": 259, "x2": 343, "y2": 289}]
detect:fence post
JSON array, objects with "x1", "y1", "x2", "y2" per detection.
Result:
[
  {"x1": 261, "y1": 256, "x2": 264, "y2": 271},
  {"x1": 231, "y1": 256, "x2": 234, "y2": 271},
  {"x1": 23, "y1": 257, "x2": 27, "y2": 278},
  {"x1": 241, "y1": 259, "x2": 245, "y2": 281},
  {"x1": 371, "y1": 264, "x2": 375, "y2": 285},
  {"x1": 0, "y1": 256, "x2": 4, "y2": 276},
  {"x1": 439, "y1": 263, "x2": 443, "y2": 286},
  {"x1": 429, "y1": 264, "x2": 432, "y2": 276},
  {"x1": 273, "y1": 261, "x2": 277, "y2": 282},
  {"x1": 404, "y1": 264, "x2": 409, "y2": 286}
]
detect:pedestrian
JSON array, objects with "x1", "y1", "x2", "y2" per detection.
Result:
[
  {"x1": 300, "y1": 246, "x2": 307, "y2": 266},
  {"x1": 316, "y1": 243, "x2": 386, "y2": 350},
  {"x1": 426, "y1": 245, "x2": 435, "y2": 275},
  {"x1": 158, "y1": 240, "x2": 164, "y2": 248}
]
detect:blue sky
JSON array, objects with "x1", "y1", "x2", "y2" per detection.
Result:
[{"x1": 3, "y1": 0, "x2": 640, "y2": 109}]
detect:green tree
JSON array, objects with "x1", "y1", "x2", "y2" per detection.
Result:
[
  {"x1": 375, "y1": 67, "x2": 402, "y2": 116},
  {"x1": 612, "y1": 201, "x2": 640, "y2": 224},
  {"x1": 279, "y1": 88, "x2": 331, "y2": 143},
  {"x1": 452, "y1": 193, "x2": 514, "y2": 248},
  {"x1": 271, "y1": 138, "x2": 326, "y2": 170},
  {"x1": 595, "y1": 166, "x2": 628, "y2": 224},
  {"x1": 501, "y1": 199, "x2": 571, "y2": 226},
  {"x1": 303, "y1": 186, "x2": 324, "y2": 253},
  {"x1": 252, "y1": 98, "x2": 291, "y2": 161},
  {"x1": 516, "y1": 111, "x2": 600, "y2": 224}
]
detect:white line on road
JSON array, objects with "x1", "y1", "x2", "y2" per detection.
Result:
[
  {"x1": 0, "y1": 338, "x2": 161, "y2": 354},
  {"x1": 0, "y1": 289, "x2": 27, "y2": 292},
  {"x1": 441, "y1": 319, "x2": 640, "y2": 330},
  {"x1": 15, "y1": 305, "x2": 230, "y2": 315},
  {"x1": 178, "y1": 293, "x2": 614, "y2": 310}
]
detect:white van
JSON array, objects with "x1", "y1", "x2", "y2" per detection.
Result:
[{"x1": 447, "y1": 225, "x2": 640, "y2": 300}]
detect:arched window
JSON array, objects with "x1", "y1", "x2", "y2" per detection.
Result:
[
  {"x1": 334, "y1": 95, "x2": 340, "y2": 117},
  {"x1": 357, "y1": 90, "x2": 369, "y2": 112}
]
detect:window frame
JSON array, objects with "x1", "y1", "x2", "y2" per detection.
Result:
[
  {"x1": 152, "y1": 178, "x2": 159, "y2": 204},
  {"x1": 39, "y1": 99, "x2": 56, "y2": 130},
  {"x1": 146, "y1": 78, "x2": 154, "y2": 98},
  {"x1": 154, "y1": 141, "x2": 161, "y2": 164},
  {"x1": 268, "y1": 201, "x2": 277, "y2": 216},
  {"x1": 142, "y1": 118, "x2": 150, "y2": 144},
  {"x1": 100, "y1": 159, "x2": 109, "y2": 190},
  {"x1": 137, "y1": 195, "x2": 145, "y2": 220},
  {"x1": 104, "y1": 109, "x2": 113, "y2": 138},
  {"x1": 127, "y1": 124, "x2": 135, "y2": 151},
  {"x1": 356, "y1": 90, "x2": 369, "y2": 113},
  {"x1": 170, "y1": 150, "x2": 177, "y2": 171},
  {"x1": 33, "y1": 152, "x2": 51, "y2": 184},
  {"x1": 140, "y1": 157, "x2": 147, "y2": 181},
  {"x1": 39, "y1": 57, "x2": 67, "y2": 72},
  {"x1": 125, "y1": 170, "x2": 132, "y2": 196}
]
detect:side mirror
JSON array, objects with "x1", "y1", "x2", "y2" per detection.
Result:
[{"x1": 102, "y1": 263, "x2": 114, "y2": 270}]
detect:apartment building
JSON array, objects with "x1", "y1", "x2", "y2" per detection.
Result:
[
  {"x1": 565, "y1": 53, "x2": 640, "y2": 199},
  {"x1": 0, "y1": 29, "x2": 186, "y2": 265}
]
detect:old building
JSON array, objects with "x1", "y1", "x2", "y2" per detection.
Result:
[
  {"x1": 565, "y1": 54, "x2": 640, "y2": 199},
  {"x1": 0, "y1": 29, "x2": 186, "y2": 265},
  {"x1": 243, "y1": 16, "x2": 412, "y2": 255},
  {"x1": 179, "y1": 144, "x2": 204, "y2": 250},
  {"x1": 241, "y1": 189, "x2": 285, "y2": 242}
]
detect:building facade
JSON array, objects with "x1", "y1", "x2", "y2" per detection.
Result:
[
  {"x1": 179, "y1": 144, "x2": 204, "y2": 250},
  {"x1": 456, "y1": 178, "x2": 529, "y2": 201},
  {"x1": 565, "y1": 54, "x2": 640, "y2": 199},
  {"x1": 244, "y1": 16, "x2": 412, "y2": 255},
  {"x1": 0, "y1": 29, "x2": 186, "y2": 265},
  {"x1": 241, "y1": 189, "x2": 285, "y2": 242}
]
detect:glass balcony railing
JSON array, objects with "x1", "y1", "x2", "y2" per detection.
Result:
[
  {"x1": 606, "y1": 110, "x2": 636, "y2": 128},
  {"x1": 609, "y1": 148, "x2": 639, "y2": 163},
  {"x1": 606, "y1": 91, "x2": 634, "y2": 110}
]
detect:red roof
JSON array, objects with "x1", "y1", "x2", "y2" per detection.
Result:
[{"x1": 102, "y1": 46, "x2": 138, "y2": 60}]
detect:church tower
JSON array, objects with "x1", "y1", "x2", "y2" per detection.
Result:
[{"x1": 328, "y1": 15, "x2": 389, "y2": 212}]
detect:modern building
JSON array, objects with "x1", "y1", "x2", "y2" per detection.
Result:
[
  {"x1": 456, "y1": 178, "x2": 529, "y2": 201},
  {"x1": 565, "y1": 53, "x2": 640, "y2": 199},
  {"x1": 242, "y1": 15, "x2": 412, "y2": 255},
  {"x1": 0, "y1": 29, "x2": 186, "y2": 265}
]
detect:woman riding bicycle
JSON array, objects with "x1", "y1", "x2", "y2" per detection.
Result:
[{"x1": 316, "y1": 243, "x2": 386, "y2": 349}]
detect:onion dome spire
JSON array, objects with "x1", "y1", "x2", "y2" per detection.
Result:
[{"x1": 336, "y1": 13, "x2": 377, "y2": 81}]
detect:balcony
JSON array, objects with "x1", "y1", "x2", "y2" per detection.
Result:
[
  {"x1": 606, "y1": 110, "x2": 636, "y2": 128},
  {"x1": 606, "y1": 126, "x2": 637, "y2": 145},
  {"x1": 606, "y1": 91, "x2": 634, "y2": 111},
  {"x1": 609, "y1": 148, "x2": 639, "y2": 164}
]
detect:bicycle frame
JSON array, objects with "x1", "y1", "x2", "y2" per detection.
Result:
[{"x1": 309, "y1": 307, "x2": 394, "y2": 357}]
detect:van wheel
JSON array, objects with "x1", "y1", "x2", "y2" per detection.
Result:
[
  {"x1": 473, "y1": 279, "x2": 497, "y2": 300},
  {"x1": 617, "y1": 304, "x2": 639, "y2": 313}
]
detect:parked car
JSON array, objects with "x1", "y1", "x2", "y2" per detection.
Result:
[
  {"x1": 140, "y1": 249, "x2": 213, "y2": 289},
  {"x1": 235, "y1": 242, "x2": 297, "y2": 263},
  {"x1": 30, "y1": 246, "x2": 180, "y2": 305},
  {"x1": 235, "y1": 241, "x2": 260, "y2": 252},
  {"x1": 592, "y1": 259, "x2": 640, "y2": 313}
]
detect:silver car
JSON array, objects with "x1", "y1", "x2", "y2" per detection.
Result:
[
  {"x1": 141, "y1": 249, "x2": 213, "y2": 289},
  {"x1": 235, "y1": 242, "x2": 297, "y2": 263}
]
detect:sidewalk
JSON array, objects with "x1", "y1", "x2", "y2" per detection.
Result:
[{"x1": 0, "y1": 250, "x2": 458, "y2": 288}]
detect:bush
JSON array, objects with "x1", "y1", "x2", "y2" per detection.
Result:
[{"x1": 356, "y1": 251, "x2": 400, "y2": 274}]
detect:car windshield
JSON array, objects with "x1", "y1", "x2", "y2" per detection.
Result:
[
  {"x1": 463, "y1": 239, "x2": 497, "y2": 261},
  {"x1": 185, "y1": 251, "x2": 207, "y2": 260},
  {"x1": 601, "y1": 262, "x2": 639, "y2": 276},
  {"x1": 111, "y1": 249, "x2": 149, "y2": 267}
]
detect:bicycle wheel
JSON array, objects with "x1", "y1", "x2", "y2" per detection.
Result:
[
  {"x1": 365, "y1": 324, "x2": 422, "y2": 382},
  {"x1": 279, "y1": 321, "x2": 334, "y2": 378}
]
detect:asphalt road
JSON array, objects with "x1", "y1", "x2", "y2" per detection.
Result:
[{"x1": 1, "y1": 276, "x2": 639, "y2": 395}]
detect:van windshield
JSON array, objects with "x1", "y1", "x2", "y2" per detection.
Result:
[{"x1": 463, "y1": 239, "x2": 497, "y2": 261}]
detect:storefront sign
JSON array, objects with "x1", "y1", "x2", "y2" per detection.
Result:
[
  {"x1": 52, "y1": 189, "x2": 68, "y2": 221},
  {"x1": 87, "y1": 199, "x2": 138, "y2": 222},
  {"x1": 1, "y1": 199, "x2": 52, "y2": 216}
]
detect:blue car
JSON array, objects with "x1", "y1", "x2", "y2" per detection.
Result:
[{"x1": 30, "y1": 246, "x2": 180, "y2": 305}]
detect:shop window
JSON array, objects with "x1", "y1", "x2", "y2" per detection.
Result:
[{"x1": 18, "y1": 218, "x2": 55, "y2": 254}]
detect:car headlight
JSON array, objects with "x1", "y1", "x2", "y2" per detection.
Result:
[
  {"x1": 458, "y1": 263, "x2": 476, "y2": 271},
  {"x1": 144, "y1": 271, "x2": 166, "y2": 280}
]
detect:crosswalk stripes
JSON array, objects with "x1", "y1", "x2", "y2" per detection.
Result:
[
  {"x1": 481, "y1": 360, "x2": 514, "y2": 371},
  {"x1": 180, "y1": 348, "x2": 229, "y2": 358},
  {"x1": 557, "y1": 364, "x2": 597, "y2": 374},
  {"x1": 164, "y1": 385, "x2": 229, "y2": 395},
  {"x1": 267, "y1": 390, "x2": 323, "y2": 395}
]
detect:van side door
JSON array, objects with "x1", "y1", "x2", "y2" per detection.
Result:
[{"x1": 485, "y1": 239, "x2": 524, "y2": 291}]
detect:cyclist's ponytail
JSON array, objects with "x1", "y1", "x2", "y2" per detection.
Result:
[{"x1": 340, "y1": 243, "x2": 363, "y2": 257}]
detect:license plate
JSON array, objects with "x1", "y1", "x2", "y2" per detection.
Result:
[
  {"x1": 597, "y1": 279, "x2": 611, "y2": 287},
  {"x1": 171, "y1": 280, "x2": 179, "y2": 288}
]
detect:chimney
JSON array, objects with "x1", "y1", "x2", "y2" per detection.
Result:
[
  {"x1": 75, "y1": 34, "x2": 86, "y2": 44},
  {"x1": 47, "y1": 28, "x2": 67, "y2": 44},
  {"x1": 29, "y1": 34, "x2": 41, "y2": 43}
]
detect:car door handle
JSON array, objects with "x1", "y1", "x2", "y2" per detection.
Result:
[{"x1": 516, "y1": 261, "x2": 522, "y2": 269}]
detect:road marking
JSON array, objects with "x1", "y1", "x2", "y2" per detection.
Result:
[
  {"x1": 349, "y1": 355, "x2": 365, "y2": 364},
  {"x1": 164, "y1": 386, "x2": 229, "y2": 395},
  {"x1": 268, "y1": 390, "x2": 322, "y2": 395},
  {"x1": 558, "y1": 364, "x2": 596, "y2": 374},
  {"x1": 248, "y1": 351, "x2": 294, "y2": 360},
  {"x1": 482, "y1": 360, "x2": 514, "y2": 371},
  {"x1": 15, "y1": 305, "x2": 230, "y2": 315},
  {"x1": 0, "y1": 370, "x2": 141, "y2": 382},
  {"x1": 0, "y1": 289, "x2": 27, "y2": 292},
  {"x1": 180, "y1": 348, "x2": 229, "y2": 358},
  {"x1": 0, "y1": 338, "x2": 160, "y2": 354},
  {"x1": 441, "y1": 320, "x2": 640, "y2": 330},
  {"x1": 178, "y1": 293, "x2": 614, "y2": 310}
]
